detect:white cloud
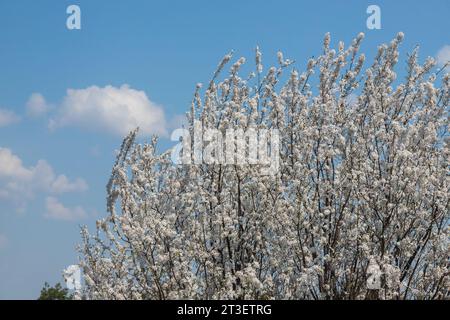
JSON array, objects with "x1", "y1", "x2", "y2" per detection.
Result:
[
  {"x1": 49, "y1": 85, "x2": 167, "y2": 136},
  {"x1": 0, "y1": 147, "x2": 88, "y2": 212},
  {"x1": 44, "y1": 196, "x2": 87, "y2": 221},
  {"x1": 0, "y1": 108, "x2": 20, "y2": 127},
  {"x1": 0, "y1": 148, "x2": 34, "y2": 183},
  {"x1": 436, "y1": 45, "x2": 450, "y2": 69},
  {"x1": 26, "y1": 93, "x2": 51, "y2": 117},
  {"x1": 50, "y1": 175, "x2": 88, "y2": 194},
  {"x1": 0, "y1": 234, "x2": 7, "y2": 250}
]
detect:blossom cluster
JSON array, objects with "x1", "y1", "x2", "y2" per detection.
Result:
[{"x1": 78, "y1": 32, "x2": 449, "y2": 300}]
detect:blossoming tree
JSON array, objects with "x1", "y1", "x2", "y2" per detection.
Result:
[{"x1": 78, "y1": 32, "x2": 449, "y2": 300}]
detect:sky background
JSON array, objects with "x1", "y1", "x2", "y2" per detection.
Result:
[{"x1": 0, "y1": 0, "x2": 449, "y2": 299}]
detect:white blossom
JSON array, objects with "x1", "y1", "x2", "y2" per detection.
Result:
[{"x1": 78, "y1": 33, "x2": 449, "y2": 300}]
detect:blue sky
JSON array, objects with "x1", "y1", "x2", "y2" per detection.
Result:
[{"x1": 0, "y1": 0, "x2": 448, "y2": 299}]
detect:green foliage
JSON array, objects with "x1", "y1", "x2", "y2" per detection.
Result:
[{"x1": 38, "y1": 282, "x2": 72, "y2": 300}]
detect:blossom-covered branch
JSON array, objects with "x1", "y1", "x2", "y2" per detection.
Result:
[{"x1": 78, "y1": 32, "x2": 449, "y2": 300}]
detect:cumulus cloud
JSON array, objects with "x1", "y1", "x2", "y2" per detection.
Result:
[
  {"x1": 49, "y1": 85, "x2": 167, "y2": 136},
  {"x1": 0, "y1": 108, "x2": 20, "y2": 127},
  {"x1": 26, "y1": 93, "x2": 51, "y2": 117},
  {"x1": 50, "y1": 175, "x2": 88, "y2": 194},
  {"x1": 0, "y1": 147, "x2": 88, "y2": 212},
  {"x1": 436, "y1": 45, "x2": 450, "y2": 69},
  {"x1": 44, "y1": 197, "x2": 87, "y2": 221}
]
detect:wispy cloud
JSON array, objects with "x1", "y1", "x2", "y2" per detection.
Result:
[
  {"x1": 50, "y1": 175, "x2": 88, "y2": 194},
  {"x1": 0, "y1": 147, "x2": 88, "y2": 213},
  {"x1": 48, "y1": 85, "x2": 167, "y2": 136},
  {"x1": 44, "y1": 196, "x2": 87, "y2": 221},
  {"x1": 0, "y1": 108, "x2": 20, "y2": 127},
  {"x1": 26, "y1": 93, "x2": 51, "y2": 117}
]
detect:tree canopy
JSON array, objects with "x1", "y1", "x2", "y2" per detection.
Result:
[{"x1": 78, "y1": 32, "x2": 449, "y2": 300}]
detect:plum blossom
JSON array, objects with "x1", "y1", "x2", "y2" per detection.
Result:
[{"x1": 78, "y1": 33, "x2": 449, "y2": 300}]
